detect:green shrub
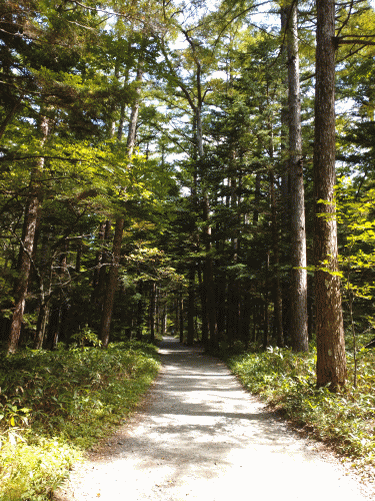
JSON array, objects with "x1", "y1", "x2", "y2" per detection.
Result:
[
  {"x1": 0, "y1": 437, "x2": 80, "y2": 501},
  {"x1": 0, "y1": 341, "x2": 160, "y2": 500},
  {"x1": 228, "y1": 345, "x2": 375, "y2": 468}
]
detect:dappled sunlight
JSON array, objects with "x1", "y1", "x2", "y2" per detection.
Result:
[{"x1": 55, "y1": 338, "x2": 370, "y2": 501}]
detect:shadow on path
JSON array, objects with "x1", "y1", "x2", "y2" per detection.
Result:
[{"x1": 54, "y1": 336, "x2": 370, "y2": 501}]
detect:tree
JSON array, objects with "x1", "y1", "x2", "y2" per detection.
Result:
[
  {"x1": 99, "y1": 31, "x2": 160, "y2": 347},
  {"x1": 313, "y1": 0, "x2": 347, "y2": 389},
  {"x1": 7, "y1": 114, "x2": 49, "y2": 354},
  {"x1": 158, "y1": 17, "x2": 220, "y2": 347},
  {"x1": 1, "y1": 0, "x2": 375, "y2": 368},
  {"x1": 285, "y1": 1, "x2": 308, "y2": 352}
]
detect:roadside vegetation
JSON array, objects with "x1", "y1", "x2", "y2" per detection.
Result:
[
  {"x1": 0, "y1": 341, "x2": 160, "y2": 501},
  {"x1": 225, "y1": 335, "x2": 375, "y2": 474}
]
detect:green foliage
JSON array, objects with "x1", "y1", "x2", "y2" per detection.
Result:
[
  {"x1": 228, "y1": 344, "x2": 375, "y2": 468},
  {"x1": 0, "y1": 438, "x2": 80, "y2": 501},
  {"x1": 0, "y1": 404, "x2": 31, "y2": 429},
  {"x1": 0, "y1": 342, "x2": 160, "y2": 500},
  {"x1": 337, "y1": 178, "x2": 375, "y2": 295},
  {"x1": 336, "y1": 178, "x2": 375, "y2": 344},
  {"x1": 71, "y1": 325, "x2": 101, "y2": 348}
]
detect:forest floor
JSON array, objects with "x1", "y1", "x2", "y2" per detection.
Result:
[{"x1": 53, "y1": 337, "x2": 375, "y2": 501}]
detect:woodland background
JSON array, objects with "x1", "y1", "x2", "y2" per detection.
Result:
[
  {"x1": 3, "y1": 2, "x2": 375, "y2": 497},
  {"x1": 1, "y1": 0, "x2": 375, "y2": 385}
]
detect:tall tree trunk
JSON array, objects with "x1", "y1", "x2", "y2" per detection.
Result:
[
  {"x1": 229, "y1": 166, "x2": 241, "y2": 346},
  {"x1": 280, "y1": 8, "x2": 292, "y2": 345},
  {"x1": 280, "y1": 7, "x2": 291, "y2": 216},
  {"x1": 161, "y1": 301, "x2": 167, "y2": 336},
  {"x1": 174, "y1": 296, "x2": 179, "y2": 338},
  {"x1": 136, "y1": 281, "x2": 144, "y2": 340},
  {"x1": 34, "y1": 298, "x2": 50, "y2": 350},
  {"x1": 99, "y1": 55, "x2": 144, "y2": 346},
  {"x1": 93, "y1": 221, "x2": 107, "y2": 288},
  {"x1": 287, "y1": 2, "x2": 308, "y2": 352},
  {"x1": 216, "y1": 271, "x2": 226, "y2": 342},
  {"x1": 150, "y1": 282, "x2": 156, "y2": 343},
  {"x1": 93, "y1": 220, "x2": 111, "y2": 313},
  {"x1": 100, "y1": 218, "x2": 124, "y2": 348},
  {"x1": 265, "y1": 94, "x2": 283, "y2": 347},
  {"x1": 179, "y1": 292, "x2": 184, "y2": 343},
  {"x1": 155, "y1": 288, "x2": 160, "y2": 337},
  {"x1": 196, "y1": 99, "x2": 218, "y2": 348},
  {"x1": 253, "y1": 172, "x2": 261, "y2": 225},
  {"x1": 203, "y1": 193, "x2": 218, "y2": 349},
  {"x1": 314, "y1": 0, "x2": 347, "y2": 389},
  {"x1": 187, "y1": 162, "x2": 198, "y2": 347},
  {"x1": 241, "y1": 289, "x2": 252, "y2": 347},
  {"x1": 34, "y1": 263, "x2": 53, "y2": 350},
  {"x1": 263, "y1": 250, "x2": 270, "y2": 348},
  {"x1": 270, "y1": 171, "x2": 284, "y2": 347},
  {"x1": 46, "y1": 299, "x2": 62, "y2": 350},
  {"x1": 7, "y1": 114, "x2": 49, "y2": 354},
  {"x1": 75, "y1": 241, "x2": 82, "y2": 273},
  {"x1": 117, "y1": 67, "x2": 130, "y2": 141},
  {"x1": 227, "y1": 172, "x2": 239, "y2": 345},
  {"x1": 127, "y1": 61, "x2": 143, "y2": 156},
  {"x1": 199, "y1": 259, "x2": 209, "y2": 345},
  {"x1": 187, "y1": 264, "x2": 195, "y2": 346}
]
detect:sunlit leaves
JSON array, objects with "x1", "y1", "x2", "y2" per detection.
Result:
[{"x1": 336, "y1": 179, "x2": 375, "y2": 332}]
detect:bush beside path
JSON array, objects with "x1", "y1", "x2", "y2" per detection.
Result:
[{"x1": 0, "y1": 341, "x2": 160, "y2": 501}]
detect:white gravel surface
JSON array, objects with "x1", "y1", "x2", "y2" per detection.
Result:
[{"x1": 54, "y1": 337, "x2": 374, "y2": 501}]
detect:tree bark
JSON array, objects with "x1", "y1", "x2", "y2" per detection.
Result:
[
  {"x1": 269, "y1": 171, "x2": 284, "y2": 347},
  {"x1": 280, "y1": 8, "x2": 292, "y2": 345},
  {"x1": 7, "y1": 114, "x2": 49, "y2": 354},
  {"x1": 203, "y1": 193, "x2": 218, "y2": 350},
  {"x1": 127, "y1": 61, "x2": 143, "y2": 157},
  {"x1": 34, "y1": 263, "x2": 53, "y2": 350},
  {"x1": 287, "y1": 2, "x2": 308, "y2": 352},
  {"x1": 117, "y1": 67, "x2": 130, "y2": 141},
  {"x1": 100, "y1": 218, "x2": 124, "y2": 348},
  {"x1": 34, "y1": 299, "x2": 50, "y2": 350},
  {"x1": 263, "y1": 250, "x2": 270, "y2": 348},
  {"x1": 179, "y1": 292, "x2": 184, "y2": 343},
  {"x1": 187, "y1": 265, "x2": 195, "y2": 346},
  {"x1": 93, "y1": 220, "x2": 111, "y2": 313},
  {"x1": 149, "y1": 282, "x2": 156, "y2": 343},
  {"x1": 314, "y1": 0, "x2": 347, "y2": 389},
  {"x1": 265, "y1": 90, "x2": 283, "y2": 348},
  {"x1": 136, "y1": 281, "x2": 144, "y2": 340},
  {"x1": 253, "y1": 173, "x2": 261, "y2": 225},
  {"x1": 199, "y1": 259, "x2": 209, "y2": 346}
]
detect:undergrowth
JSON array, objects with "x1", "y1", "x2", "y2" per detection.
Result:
[
  {"x1": 0, "y1": 341, "x2": 160, "y2": 501},
  {"x1": 227, "y1": 344, "x2": 375, "y2": 471}
]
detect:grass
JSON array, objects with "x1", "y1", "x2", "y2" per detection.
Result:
[
  {"x1": 225, "y1": 341, "x2": 375, "y2": 473},
  {"x1": 0, "y1": 340, "x2": 160, "y2": 501}
]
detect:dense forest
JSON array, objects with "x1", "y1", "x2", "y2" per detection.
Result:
[{"x1": 1, "y1": 0, "x2": 375, "y2": 390}]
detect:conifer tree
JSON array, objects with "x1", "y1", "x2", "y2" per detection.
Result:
[
  {"x1": 314, "y1": 0, "x2": 347, "y2": 389},
  {"x1": 285, "y1": 1, "x2": 309, "y2": 352}
]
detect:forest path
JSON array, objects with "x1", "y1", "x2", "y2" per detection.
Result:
[{"x1": 54, "y1": 337, "x2": 371, "y2": 501}]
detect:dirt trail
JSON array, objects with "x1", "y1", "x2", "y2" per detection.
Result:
[{"x1": 54, "y1": 337, "x2": 372, "y2": 501}]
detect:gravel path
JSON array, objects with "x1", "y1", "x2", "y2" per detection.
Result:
[{"x1": 54, "y1": 337, "x2": 373, "y2": 501}]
